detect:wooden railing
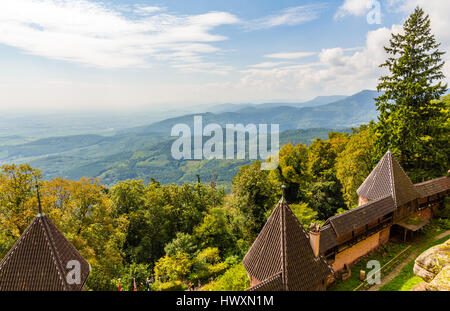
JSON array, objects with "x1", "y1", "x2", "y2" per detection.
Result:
[
  {"x1": 337, "y1": 217, "x2": 393, "y2": 252},
  {"x1": 352, "y1": 245, "x2": 412, "y2": 291}
]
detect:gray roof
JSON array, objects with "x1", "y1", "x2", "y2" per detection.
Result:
[
  {"x1": 415, "y1": 176, "x2": 450, "y2": 198},
  {"x1": 324, "y1": 195, "x2": 395, "y2": 238},
  {"x1": 319, "y1": 225, "x2": 339, "y2": 254},
  {"x1": 243, "y1": 198, "x2": 333, "y2": 291},
  {"x1": 357, "y1": 150, "x2": 419, "y2": 206}
]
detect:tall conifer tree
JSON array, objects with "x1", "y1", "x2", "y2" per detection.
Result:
[{"x1": 375, "y1": 7, "x2": 447, "y2": 181}]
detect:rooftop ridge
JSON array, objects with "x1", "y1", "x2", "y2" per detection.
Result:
[
  {"x1": 387, "y1": 151, "x2": 396, "y2": 206},
  {"x1": 325, "y1": 195, "x2": 393, "y2": 227},
  {"x1": 414, "y1": 175, "x2": 448, "y2": 186},
  {"x1": 40, "y1": 216, "x2": 68, "y2": 290}
]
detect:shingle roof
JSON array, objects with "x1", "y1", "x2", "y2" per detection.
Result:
[
  {"x1": 319, "y1": 225, "x2": 338, "y2": 254},
  {"x1": 325, "y1": 196, "x2": 395, "y2": 238},
  {"x1": 357, "y1": 150, "x2": 419, "y2": 206},
  {"x1": 243, "y1": 198, "x2": 333, "y2": 291},
  {"x1": 414, "y1": 176, "x2": 450, "y2": 198},
  {"x1": 247, "y1": 273, "x2": 284, "y2": 291},
  {"x1": 0, "y1": 214, "x2": 90, "y2": 291}
]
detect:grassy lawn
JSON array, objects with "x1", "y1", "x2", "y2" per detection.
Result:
[
  {"x1": 327, "y1": 241, "x2": 412, "y2": 291},
  {"x1": 378, "y1": 234, "x2": 450, "y2": 291}
]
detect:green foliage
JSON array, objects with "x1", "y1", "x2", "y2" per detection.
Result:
[
  {"x1": 43, "y1": 177, "x2": 129, "y2": 291},
  {"x1": 231, "y1": 161, "x2": 278, "y2": 243},
  {"x1": 434, "y1": 197, "x2": 450, "y2": 230},
  {"x1": 152, "y1": 280, "x2": 187, "y2": 291},
  {"x1": 224, "y1": 255, "x2": 240, "y2": 266},
  {"x1": 303, "y1": 133, "x2": 349, "y2": 220},
  {"x1": 0, "y1": 164, "x2": 42, "y2": 239},
  {"x1": 118, "y1": 181, "x2": 220, "y2": 266},
  {"x1": 195, "y1": 247, "x2": 221, "y2": 263},
  {"x1": 189, "y1": 247, "x2": 228, "y2": 283},
  {"x1": 336, "y1": 123, "x2": 377, "y2": 207},
  {"x1": 154, "y1": 253, "x2": 192, "y2": 283},
  {"x1": 269, "y1": 143, "x2": 310, "y2": 202},
  {"x1": 306, "y1": 175, "x2": 347, "y2": 220},
  {"x1": 203, "y1": 264, "x2": 250, "y2": 291},
  {"x1": 308, "y1": 138, "x2": 338, "y2": 179},
  {"x1": 111, "y1": 180, "x2": 146, "y2": 214},
  {"x1": 290, "y1": 202, "x2": 320, "y2": 228},
  {"x1": 375, "y1": 6, "x2": 448, "y2": 182},
  {"x1": 164, "y1": 232, "x2": 198, "y2": 258},
  {"x1": 114, "y1": 263, "x2": 151, "y2": 291},
  {"x1": 193, "y1": 208, "x2": 233, "y2": 253}
]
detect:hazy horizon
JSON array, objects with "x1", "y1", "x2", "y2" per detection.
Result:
[{"x1": 1, "y1": 0, "x2": 449, "y2": 111}]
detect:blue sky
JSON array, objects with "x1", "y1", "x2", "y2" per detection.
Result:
[{"x1": 0, "y1": 0, "x2": 449, "y2": 111}]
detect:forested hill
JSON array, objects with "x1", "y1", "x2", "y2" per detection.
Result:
[{"x1": 2, "y1": 128, "x2": 350, "y2": 187}]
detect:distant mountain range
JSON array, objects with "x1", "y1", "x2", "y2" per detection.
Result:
[
  {"x1": 0, "y1": 89, "x2": 381, "y2": 187},
  {"x1": 194, "y1": 95, "x2": 348, "y2": 113},
  {"x1": 124, "y1": 90, "x2": 379, "y2": 135}
]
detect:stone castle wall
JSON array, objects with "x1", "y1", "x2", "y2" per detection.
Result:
[{"x1": 332, "y1": 227, "x2": 391, "y2": 272}]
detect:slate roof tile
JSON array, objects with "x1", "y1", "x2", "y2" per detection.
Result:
[
  {"x1": 244, "y1": 199, "x2": 333, "y2": 291},
  {"x1": 0, "y1": 214, "x2": 90, "y2": 291}
]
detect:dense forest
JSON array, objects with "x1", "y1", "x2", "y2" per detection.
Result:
[{"x1": 0, "y1": 7, "x2": 449, "y2": 291}]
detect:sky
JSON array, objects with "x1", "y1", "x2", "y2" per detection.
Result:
[{"x1": 0, "y1": 0, "x2": 449, "y2": 111}]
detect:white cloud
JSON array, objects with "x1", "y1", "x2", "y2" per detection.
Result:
[
  {"x1": 319, "y1": 48, "x2": 346, "y2": 66},
  {"x1": 0, "y1": 0, "x2": 239, "y2": 69},
  {"x1": 335, "y1": 0, "x2": 376, "y2": 18},
  {"x1": 264, "y1": 52, "x2": 316, "y2": 59},
  {"x1": 248, "y1": 62, "x2": 287, "y2": 68},
  {"x1": 133, "y1": 6, "x2": 163, "y2": 16},
  {"x1": 172, "y1": 62, "x2": 233, "y2": 75},
  {"x1": 246, "y1": 5, "x2": 326, "y2": 30},
  {"x1": 232, "y1": 25, "x2": 399, "y2": 101},
  {"x1": 2, "y1": 0, "x2": 449, "y2": 109},
  {"x1": 232, "y1": 0, "x2": 450, "y2": 102}
]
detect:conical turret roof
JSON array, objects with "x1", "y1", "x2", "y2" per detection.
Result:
[
  {"x1": 0, "y1": 214, "x2": 90, "y2": 291},
  {"x1": 243, "y1": 198, "x2": 332, "y2": 291},
  {"x1": 357, "y1": 150, "x2": 419, "y2": 206}
]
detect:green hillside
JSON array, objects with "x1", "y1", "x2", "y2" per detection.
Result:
[{"x1": 17, "y1": 128, "x2": 348, "y2": 187}]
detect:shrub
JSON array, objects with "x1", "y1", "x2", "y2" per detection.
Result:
[
  {"x1": 152, "y1": 280, "x2": 187, "y2": 291},
  {"x1": 203, "y1": 264, "x2": 249, "y2": 291}
]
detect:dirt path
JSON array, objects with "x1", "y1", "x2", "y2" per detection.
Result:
[
  {"x1": 433, "y1": 230, "x2": 450, "y2": 240},
  {"x1": 367, "y1": 230, "x2": 450, "y2": 291}
]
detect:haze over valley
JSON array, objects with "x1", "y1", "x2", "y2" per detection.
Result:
[{"x1": 0, "y1": 90, "x2": 379, "y2": 186}]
